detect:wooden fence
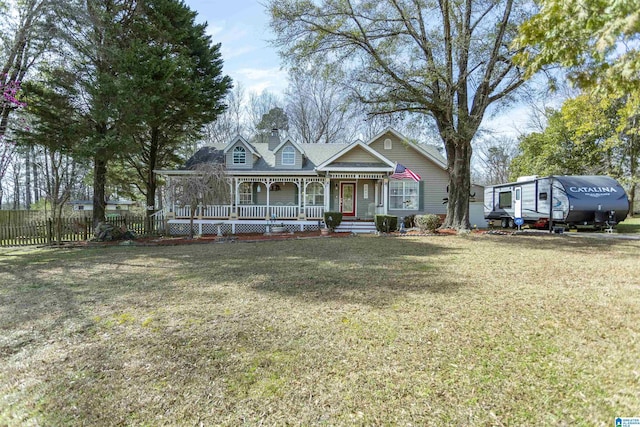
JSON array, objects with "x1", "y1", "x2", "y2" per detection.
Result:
[
  {"x1": 0, "y1": 210, "x2": 45, "y2": 225},
  {"x1": 0, "y1": 216, "x2": 164, "y2": 247}
]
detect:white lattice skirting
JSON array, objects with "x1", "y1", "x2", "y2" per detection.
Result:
[{"x1": 168, "y1": 220, "x2": 322, "y2": 236}]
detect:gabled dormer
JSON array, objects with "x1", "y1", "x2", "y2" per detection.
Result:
[
  {"x1": 273, "y1": 139, "x2": 305, "y2": 169},
  {"x1": 223, "y1": 136, "x2": 261, "y2": 169}
]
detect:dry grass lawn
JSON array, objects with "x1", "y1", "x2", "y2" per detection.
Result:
[{"x1": 1, "y1": 233, "x2": 639, "y2": 426}]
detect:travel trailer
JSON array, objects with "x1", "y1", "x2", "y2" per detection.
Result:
[{"x1": 484, "y1": 175, "x2": 629, "y2": 229}]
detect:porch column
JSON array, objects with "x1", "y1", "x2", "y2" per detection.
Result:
[
  {"x1": 324, "y1": 178, "x2": 331, "y2": 212},
  {"x1": 298, "y1": 179, "x2": 303, "y2": 218},
  {"x1": 265, "y1": 179, "x2": 271, "y2": 220},
  {"x1": 383, "y1": 178, "x2": 389, "y2": 215},
  {"x1": 228, "y1": 179, "x2": 234, "y2": 214},
  {"x1": 234, "y1": 178, "x2": 240, "y2": 218},
  {"x1": 166, "y1": 175, "x2": 174, "y2": 214}
]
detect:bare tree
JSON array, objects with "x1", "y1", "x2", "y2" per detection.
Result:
[
  {"x1": 40, "y1": 148, "x2": 79, "y2": 244},
  {"x1": 286, "y1": 67, "x2": 360, "y2": 144},
  {"x1": 1, "y1": 0, "x2": 59, "y2": 204},
  {"x1": 246, "y1": 91, "x2": 282, "y2": 142},
  {"x1": 169, "y1": 163, "x2": 229, "y2": 239},
  {"x1": 203, "y1": 82, "x2": 247, "y2": 145},
  {"x1": 475, "y1": 136, "x2": 517, "y2": 185}
]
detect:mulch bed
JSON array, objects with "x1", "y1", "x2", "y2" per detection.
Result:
[
  {"x1": 55, "y1": 230, "x2": 354, "y2": 248},
  {"x1": 48, "y1": 228, "x2": 496, "y2": 248}
]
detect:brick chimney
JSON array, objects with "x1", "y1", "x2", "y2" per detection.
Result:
[{"x1": 268, "y1": 128, "x2": 280, "y2": 151}]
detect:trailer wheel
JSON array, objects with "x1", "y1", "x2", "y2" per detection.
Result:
[
  {"x1": 508, "y1": 218, "x2": 516, "y2": 229},
  {"x1": 501, "y1": 218, "x2": 509, "y2": 228}
]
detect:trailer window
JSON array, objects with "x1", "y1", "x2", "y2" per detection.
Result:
[
  {"x1": 499, "y1": 191, "x2": 512, "y2": 208},
  {"x1": 539, "y1": 192, "x2": 548, "y2": 201}
]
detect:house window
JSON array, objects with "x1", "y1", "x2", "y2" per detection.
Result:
[
  {"x1": 77, "y1": 205, "x2": 84, "y2": 211},
  {"x1": 389, "y1": 181, "x2": 419, "y2": 210},
  {"x1": 384, "y1": 138, "x2": 392, "y2": 149},
  {"x1": 305, "y1": 182, "x2": 324, "y2": 206},
  {"x1": 239, "y1": 182, "x2": 253, "y2": 204},
  {"x1": 233, "y1": 146, "x2": 246, "y2": 165},
  {"x1": 282, "y1": 146, "x2": 295, "y2": 165}
]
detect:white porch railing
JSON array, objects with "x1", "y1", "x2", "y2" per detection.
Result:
[
  {"x1": 270, "y1": 205, "x2": 298, "y2": 219},
  {"x1": 173, "y1": 204, "x2": 325, "y2": 219},
  {"x1": 202, "y1": 205, "x2": 231, "y2": 218},
  {"x1": 175, "y1": 205, "x2": 191, "y2": 217},
  {"x1": 304, "y1": 206, "x2": 325, "y2": 219},
  {"x1": 238, "y1": 205, "x2": 268, "y2": 219}
]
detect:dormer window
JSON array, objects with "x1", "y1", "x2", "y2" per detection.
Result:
[
  {"x1": 282, "y1": 146, "x2": 295, "y2": 165},
  {"x1": 233, "y1": 146, "x2": 246, "y2": 164}
]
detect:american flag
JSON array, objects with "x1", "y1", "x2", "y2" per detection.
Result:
[{"x1": 390, "y1": 163, "x2": 421, "y2": 182}]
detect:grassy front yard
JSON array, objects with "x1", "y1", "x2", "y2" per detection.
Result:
[
  {"x1": 1, "y1": 234, "x2": 639, "y2": 426},
  {"x1": 617, "y1": 216, "x2": 640, "y2": 234}
]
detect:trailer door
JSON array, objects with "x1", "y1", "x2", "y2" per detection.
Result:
[{"x1": 514, "y1": 187, "x2": 522, "y2": 219}]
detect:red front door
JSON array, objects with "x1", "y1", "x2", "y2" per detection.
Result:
[{"x1": 340, "y1": 183, "x2": 356, "y2": 217}]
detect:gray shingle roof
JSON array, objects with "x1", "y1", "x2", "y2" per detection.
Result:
[{"x1": 184, "y1": 136, "x2": 447, "y2": 172}]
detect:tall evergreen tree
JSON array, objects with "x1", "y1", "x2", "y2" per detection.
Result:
[
  {"x1": 49, "y1": 0, "x2": 139, "y2": 226},
  {"x1": 114, "y1": 0, "x2": 232, "y2": 226}
]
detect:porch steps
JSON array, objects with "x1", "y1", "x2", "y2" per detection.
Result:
[{"x1": 335, "y1": 221, "x2": 377, "y2": 234}]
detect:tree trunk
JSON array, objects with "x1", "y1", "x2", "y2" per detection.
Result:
[
  {"x1": 12, "y1": 165, "x2": 20, "y2": 209},
  {"x1": 93, "y1": 155, "x2": 107, "y2": 228},
  {"x1": 442, "y1": 138, "x2": 472, "y2": 231},
  {"x1": 25, "y1": 148, "x2": 31, "y2": 209},
  {"x1": 144, "y1": 127, "x2": 159, "y2": 234},
  {"x1": 145, "y1": 181, "x2": 156, "y2": 234},
  {"x1": 31, "y1": 145, "x2": 39, "y2": 204}
]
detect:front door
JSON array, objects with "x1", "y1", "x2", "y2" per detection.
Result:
[{"x1": 340, "y1": 183, "x2": 356, "y2": 217}]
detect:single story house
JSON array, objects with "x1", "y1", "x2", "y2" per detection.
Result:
[{"x1": 154, "y1": 127, "x2": 485, "y2": 234}]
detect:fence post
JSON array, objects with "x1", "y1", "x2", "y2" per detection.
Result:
[{"x1": 47, "y1": 218, "x2": 53, "y2": 245}]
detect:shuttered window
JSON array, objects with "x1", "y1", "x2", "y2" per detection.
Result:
[{"x1": 389, "y1": 181, "x2": 419, "y2": 210}]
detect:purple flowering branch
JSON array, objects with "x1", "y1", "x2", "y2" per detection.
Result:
[
  {"x1": 1, "y1": 74, "x2": 27, "y2": 184},
  {"x1": 0, "y1": 75, "x2": 27, "y2": 109}
]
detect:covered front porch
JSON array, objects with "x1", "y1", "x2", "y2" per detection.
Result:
[{"x1": 163, "y1": 173, "x2": 389, "y2": 221}]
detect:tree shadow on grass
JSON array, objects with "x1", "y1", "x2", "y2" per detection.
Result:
[
  {"x1": 187, "y1": 236, "x2": 464, "y2": 307},
  {"x1": 0, "y1": 236, "x2": 468, "y2": 426}
]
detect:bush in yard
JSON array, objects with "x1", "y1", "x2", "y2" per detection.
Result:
[
  {"x1": 375, "y1": 214, "x2": 398, "y2": 233},
  {"x1": 403, "y1": 214, "x2": 416, "y2": 229},
  {"x1": 415, "y1": 214, "x2": 442, "y2": 233},
  {"x1": 323, "y1": 211, "x2": 343, "y2": 230}
]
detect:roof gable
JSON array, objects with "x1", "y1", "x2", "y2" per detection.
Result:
[
  {"x1": 273, "y1": 138, "x2": 305, "y2": 155},
  {"x1": 316, "y1": 140, "x2": 395, "y2": 171},
  {"x1": 366, "y1": 127, "x2": 447, "y2": 169},
  {"x1": 222, "y1": 135, "x2": 261, "y2": 158}
]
